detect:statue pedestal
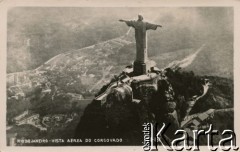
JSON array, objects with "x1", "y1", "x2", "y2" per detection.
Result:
[
  {"x1": 133, "y1": 60, "x2": 157, "y2": 76},
  {"x1": 133, "y1": 61, "x2": 146, "y2": 76}
]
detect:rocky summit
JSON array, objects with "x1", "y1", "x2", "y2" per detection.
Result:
[{"x1": 75, "y1": 63, "x2": 233, "y2": 145}]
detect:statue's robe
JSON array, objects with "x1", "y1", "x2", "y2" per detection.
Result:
[{"x1": 125, "y1": 20, "x2": 159, "y2": 63}]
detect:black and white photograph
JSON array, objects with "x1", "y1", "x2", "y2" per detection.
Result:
[{"x1": 1, "y1": 1, "x2": 240, "y2": 151}]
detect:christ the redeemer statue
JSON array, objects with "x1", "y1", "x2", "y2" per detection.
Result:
[{"x1": 119, "y1": 15, "x2": 162, "y2": 76}]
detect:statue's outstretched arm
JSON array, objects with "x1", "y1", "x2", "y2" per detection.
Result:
[
  {"x1": 146, "y1": 22, "x2": 162, "y2": 30},
  {"x1": 119, "y1": 19, "x2": 128, "y2": 22},
  {"x1": 119, "y1": 19, "x2": 135, "y2": 28}
]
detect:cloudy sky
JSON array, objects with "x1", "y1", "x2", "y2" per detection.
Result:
[{"x1": 7, "y1": 7, "x2": 233, "y2": 77}]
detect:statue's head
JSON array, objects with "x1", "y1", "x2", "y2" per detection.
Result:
[{"x1": 138, "y1": 14, "x2": 143, "y2": 21}]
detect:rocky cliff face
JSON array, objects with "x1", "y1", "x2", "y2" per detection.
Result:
[{"x1": 75, "y1": 67, "x2": 233, "y2": 145}]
